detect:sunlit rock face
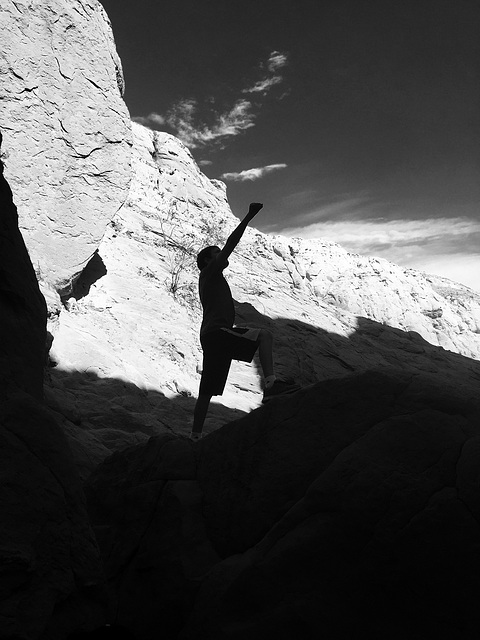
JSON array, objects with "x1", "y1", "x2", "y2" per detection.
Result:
[
  {"x1": 0, "y1": 0, "x2": 132, "y2": 295},
  {"x1": 46, "y1": 122, "x2": 480, "y2": 476}
]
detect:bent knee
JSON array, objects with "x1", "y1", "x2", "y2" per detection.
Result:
[{"x1": 258, "y1": 328, "x2": 273, "y2": 342}]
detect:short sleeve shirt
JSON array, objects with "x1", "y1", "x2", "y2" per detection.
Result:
[{"x1": 199, "y1": 256, "x2": 235, "y2": 337}]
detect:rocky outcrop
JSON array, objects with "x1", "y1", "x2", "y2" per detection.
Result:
[
  {"x1": 0, "y1": 0, "x2": 132, "y2": 295},
  {"x1": 86, "y1": 367, "x2": 480, "y2": 639},
  {"x1": 45, "y1": 123, "x2": 480, "y2": 476},
  {"x1": 45, "y1": 124, "x2": 242, "y2": 474},
  {"x1": 0, "y1": 396, "x2": 106, "y2": 640},
  {"x1": 0, "y1": 136, "x2": 105, "y2": 639},
  {"x1": 0, "y1": 131, "x2": 47, "y2": 401},
  {"x1": 3, "y1": 2, "x2": 480, "y2": 637}
]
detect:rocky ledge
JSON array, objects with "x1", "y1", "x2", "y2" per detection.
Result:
[{"x1": 86, "y1": 367, "x2": 480, "y2": 639}]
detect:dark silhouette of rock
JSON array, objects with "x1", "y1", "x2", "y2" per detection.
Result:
[
  {"x1": 66, "y1": 624, "x2": 135, "y2": 640},
  {"x1": 0, "y1": 134, "x2": 106, "y2": 639},
  {"x1": 86, "y1": 367, "x2": 480, "y2": 639},
  {"x1": 0, "y1": 131, "x2": 47, "y2": 401}
]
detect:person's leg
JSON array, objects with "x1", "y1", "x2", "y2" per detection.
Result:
[
  {"x1": 255, "y1": 329, "x2": 299, "y2": 401},
  {"x1": 229, "y1": 327, "x2": 298, "y2": 403},
  {"x1": 191, "y1": 332, "x2": 232, "y2": 439},
  {"x1": 192, "y1": 393, "x2": 212, "y2": 436}
]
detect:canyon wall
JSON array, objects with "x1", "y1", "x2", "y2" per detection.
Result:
[{"x1": 0, "y1": 0, "x2": 132, "y2": 294}]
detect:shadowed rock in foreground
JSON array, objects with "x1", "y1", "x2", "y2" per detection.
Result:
[
  {"x1": 86, "y1": 368, "x2": 480, "y2": 640},
  {"x1": 0, "y1": 137, "x2": 106, "y2": 640}
]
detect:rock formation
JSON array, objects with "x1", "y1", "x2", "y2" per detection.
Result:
[
  {"x1": 45, "y1": 122, "x2": 480, "y2": 478},
  {"x1": 3, "y1": 2, "x2": 480, "y2": 638},
  {"x1": 0, "y1": 0, "x2": 132, "y2": 295},
  {"x1": 86, "y1": 367, "x2": 480, "y2": 639},
  {"x1": 0, "y1": 130, "x2": 47, "y2": 402},
  {"x1": 0, "y1": 129, "x2": 105, "y2": 639}
]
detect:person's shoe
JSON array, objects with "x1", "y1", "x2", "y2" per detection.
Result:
[
  {"x1": 262, "y1": 378, "x2": 300, "y2": 403},
  {"x1": 189, "y1": 431, "x2": 203, "y2": 441}
]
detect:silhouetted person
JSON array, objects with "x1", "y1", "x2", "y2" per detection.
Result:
[{"x1": 191, "y1": 202, "x2": 298, "y2": 439}]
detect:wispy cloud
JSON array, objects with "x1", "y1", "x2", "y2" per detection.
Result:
[
  {"x1": 277, "y1": 216, "x2": 480, "y2": 291},
  {"x1": 283, "y1": 197, "x2": 373, "y2": 227},
  {"x1": 279, "y1": 217, "x2": 480, "y2": 252},
  {"x1": 132, "y1": 112, "x2": 166, "y2": 127},
  {"x1": 243, "y1": 51, "x2": 289, "y2": 95},
  {"x1": 220, "y1": 163, "x2": 287, "y2": 182},
  {"x1": 132, "y1": 50, "x2": 289, "y2": 149},
  {"x1": 163, "y1": 98, "x2": 255, "y2": 149},
  {"x1": 243, "y1": 76, "x2": 284, "y2": 94},
  {"x1": 268, "y1": 51, "x2": 289, "y2": 72}
]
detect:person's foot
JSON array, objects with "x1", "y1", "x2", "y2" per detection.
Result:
[
  {"x1": 262, "y1": 378, "x2": 300, "y2": 403},
  {"x1": 190, "y1": 431, "x2": 203, "y2": 441}
]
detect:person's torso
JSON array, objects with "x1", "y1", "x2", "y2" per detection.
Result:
[{"x1": 199, "y1": 269, "x2": 235, "y2": 337}]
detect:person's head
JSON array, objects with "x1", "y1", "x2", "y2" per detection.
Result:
[{"x1": 197, "y1": 245, "x2": 220, "y2": 270}]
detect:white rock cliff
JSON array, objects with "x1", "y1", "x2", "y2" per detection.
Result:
[
  {"x1": 45, "y1": 122, "x2": 480, "y2": 475},
  {"x1": 1, "y1": 1, "x2": 479, "y2": 478},
  {"x1": 0, "y1": 0, "x2": 132, "y2": 294}
]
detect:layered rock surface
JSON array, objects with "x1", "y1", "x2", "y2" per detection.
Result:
[
  {"x1": 2, "y1": 1, "x2": 480, "y2": 637},
  {"x1": 86, "y1": 368, "x2": 480, "y2": 639},
  {"x1": 0, "y1": 0, "x2": 132, "y2": 294},
  {"x1": 0, "y1": 132, "x2": 47, "y2": 402},
  {"x1": 46, "y1": 122, "x2": 480, "y2": 477},
  {"x1": 1, "y1": 128, "x2": 105, "y2": 639}
]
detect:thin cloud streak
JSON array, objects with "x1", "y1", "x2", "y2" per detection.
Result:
[
  {"x1": 243, "y1": 50, "x2": 288, "y2": 95},
  {"x1": 279, "y1": 217, "x2": 480, "y2": 249},
  {"x1": 268, "y1": 51, "x2": 288, "y2": 72},
  {"x1": 133, "y1": 50, "x2": 289, "y2": 148},
  {"x1": 244, "y1": 75, "x2": 283, "y2": 94},
  {"x1": 277, "y1": 217, "x2": 480, "y2": 291},
  {"x1": 132, "y1": 100, "x2": 255, "y2": 148},
  {"x1": 164, "y1": 99, "x2": 255, "y2": 149},
  {"x1": 220, "y1": 163, "x2": 287, "y2": 182},
  {"x1": 132, "y1": 112, "x2": 166, "y2": 127},
  {"x1": 284, "y1": 196, "x2": 374, "y2": 226}
]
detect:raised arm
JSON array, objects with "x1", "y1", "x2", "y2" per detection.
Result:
[{"x1": 219, "y1": 202, "x2": 263, "y2": 261}]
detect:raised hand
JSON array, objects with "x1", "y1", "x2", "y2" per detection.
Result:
[{"x1": 248, "y1": 202, "x2": 263, "y2": 217}]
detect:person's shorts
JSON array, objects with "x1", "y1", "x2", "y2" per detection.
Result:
[{"x1": 199, "y1": 327, "x2": 261, "y2": 396}]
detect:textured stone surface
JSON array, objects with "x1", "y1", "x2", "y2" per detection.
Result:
[
  {"x1": 0, "y1": 132, "x2": 47, "y2": 401},
  {"x1": 3, "y1": 4, "x2": 479, "y2": 636},
  {"x1": 46, "y1": 123, "x2": 480, "y2": 476},
  {"x1": 0, "y1": 137, "x2": 105, "y2": 640},
  {"x1": 0, "y1": 0, "x2": 132, "y2": 294},
  {"x1": 86, "y1": 369, "x2": 480, "y2": 639}
]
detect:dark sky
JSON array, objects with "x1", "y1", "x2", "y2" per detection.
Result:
[{"x1": 100, "y1": 0, "x2": 480, "y2": 289}]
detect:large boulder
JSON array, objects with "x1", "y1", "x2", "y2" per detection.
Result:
[
  {"x1": 0, "y1": 396, "x2": 106, "y2": 640},
  {"x1": 85, "y1": 367, "x2": 480, "y2": 639},
  {"x1": 0, "y1": 0, "x2": 132, "y2": 294},
  {"x1": 0, "y1": 139, "x2": 105, "y2": 639},
  {"x1": 0, "y1": 131, "x2": 47, "y2": 401}
]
